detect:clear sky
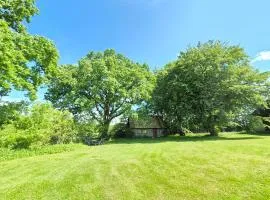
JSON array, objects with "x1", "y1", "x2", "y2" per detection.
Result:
[{"x1": 5, "y1": 0, "x2": 270, "y2": 101}]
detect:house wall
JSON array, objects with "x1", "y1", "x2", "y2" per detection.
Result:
[
  {"x1": 131, "y1": 129, "x2": 166, "y2": 137},
  {"x1": 157, "y1": 129, "x2": 164, "y2": 137}
]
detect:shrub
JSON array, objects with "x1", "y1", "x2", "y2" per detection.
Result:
[
  {"x1": 0, "y1": 101, "x2": 28, "y2": 127},
  {"x1": 0, "y1": 103, "x2": 76, "y2": 149},
  {"x1": 0, "y1": 125, "x2": 34, "y2": 149},
  {"x1": 246, "y1": 116, "x2": 265, "y2": 133},
  {"x1": 110, "y1": 123, "x2": 134, "y2": 138},
  {"x1": 75, "y1": 122, "x2": 100, "y2": 142},
  {"x1": 209, "y1": 125, "x2": 221, "y2": 136}
]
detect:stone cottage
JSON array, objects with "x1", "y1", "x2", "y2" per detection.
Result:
[{"x1": 127, "y1": 116, "x2": 167, "y2": 138}]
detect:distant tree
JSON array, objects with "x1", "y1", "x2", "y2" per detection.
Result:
[
  {"x1": 0, "y1": 0, "x2": 58, "y2": 99},
  {"x1": 46, "y1": 49, "x2": 155, "y2": 137},
  {"x1": 153, "y1": 41, "x2": 270, "y2": 136}
]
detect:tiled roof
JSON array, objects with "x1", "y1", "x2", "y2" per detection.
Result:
[{"x1": 129, "y1": 116, "x2": 165, "y2": 129}]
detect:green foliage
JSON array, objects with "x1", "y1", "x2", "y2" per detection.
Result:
[
  {"x1": 153, "y1": 41, "x2": 270, "y2": 135},
  {"x1": 245, "y1": 116, "x2": 265, "y2": 133},
  {"x1": 110, "y1": 123, "x2": 134, "y2": 138},
  {"x1": 0, "y1": 103, "x2": 76, "y2": 149},
  {"x1": 75, "y1": 122, "x2": 101, "y2": 140},
  {"x1": 0, "y1": 101, "x2": 28, "y2": 127},
  {"x1": 0, "y1": 0, "x2": 38, "y2": 32},
  {"x1": 46, "y1": 49, "x2": 155, "y2": 137},
  {"x1": 0, "y1": 0, "x2": 58, "y2": 99},
  {"x1": 252, "y1": 99, "x2": 270, "y2": 131}
]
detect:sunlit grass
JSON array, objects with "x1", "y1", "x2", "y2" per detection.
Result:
[
  {"x1": 0, "y1": 144, "x2": 84, "y2": 162},
  {"x1": 1, "y1": 133, "x2": 270, "y2": 199}
]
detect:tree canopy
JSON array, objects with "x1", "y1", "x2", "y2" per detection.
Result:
[
  {"x1": 0, "y1": 0, "x2": 38, "y2": 33},
  {"x1": 0, "y1": 0, "x2": 58, "y2": 99},
  {"x1": 153, "y1": 41, "x2": 270, "y2": 135},
  {"x1": 46, "y1": 49, "x2": 155, "y2": 137}
]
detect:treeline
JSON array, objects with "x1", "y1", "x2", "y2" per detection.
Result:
[
  {"x1": 1, "y1": 1, "x2": 269, "y2": 149},
  {"x1": 1, "y1": 42, "x2": 269, "y2": 149}
]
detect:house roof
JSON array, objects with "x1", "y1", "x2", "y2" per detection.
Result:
[{"x1": 129, "y1": 116, "x2": 165, "y2": 129}]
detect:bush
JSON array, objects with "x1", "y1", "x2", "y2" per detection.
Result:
[
  {"x1": 75, "y1": 122, "x2": 100, "y2": 142},
  {"x1": 0, "y1": 103, "x2": 76, "y2": 149},
  {"x1": 246, "y1": 116, "x2": 265, "y2": 133},
  {"x1": 209, "y1": 125, "x2": 221, "y2": 136},
  {"x1": 0, "y1": 125, "x2": 34, "y2": 149},
  {"x1": 0, "y1": 101, "x2": 28, "y2": 127},
  {"x1": 110, "y1": 123, "x2": 134, "y2": 138}
]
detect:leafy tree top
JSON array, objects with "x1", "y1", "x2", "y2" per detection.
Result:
[
  {"x1": 0, "y1": 0, "x2": 58, "y2": 100},
  {"x1": 46, "y1": 49, "x2": 155, "y2": 136},
  {"x1": 153, "y1": 41, "x2": 270, "y2": 135},
  {"x1": 0, "y1": 0, "x2": 38, "y2": 32}
]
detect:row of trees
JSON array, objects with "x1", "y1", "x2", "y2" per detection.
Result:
[
  {"x1": 1, "y1": 0, "x2": 270, "y2": 149},
  {"x1": 43, "y1": 41, "x2": 270, "y2": 136}
]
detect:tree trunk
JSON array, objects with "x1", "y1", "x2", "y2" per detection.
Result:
[
  {"x1": 209, "y1": 125, "x2": 219, "y2": 136},
  {"x1": 100, "y1": 102, "x2": 111, "y2": 138},
  {"x1": 100, "y1": 121, "x2": 110, "y2": 139},
  {"x1": 207, "y1": 115, "x2": 219, "y2": 136}
]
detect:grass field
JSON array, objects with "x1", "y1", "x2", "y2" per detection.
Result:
[{"x1": 0, "y1": 133, "x2": 270, "y2": 200}]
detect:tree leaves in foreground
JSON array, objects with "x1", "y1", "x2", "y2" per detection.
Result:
[
  {"x1": 46, "y1": 49, "x2": 155, "y2": 137},
  {"x1": 0, "y1": 0, "x2": 58, "y2": 99},
  {"x1": 153, "y1": 41, "x2": 270, "y2": 135}
]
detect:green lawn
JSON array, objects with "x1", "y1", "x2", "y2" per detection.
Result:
[{"x1": 1, "y1": 133, "x2": 270, "y2": 200}]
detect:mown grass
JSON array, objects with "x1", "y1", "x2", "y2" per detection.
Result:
[
  {"x1": 0, "y1": 133, "x2": 270, "y2": 200},
  {"x1": 0, "y1": 144, "x2": 84, "y2": 162}
]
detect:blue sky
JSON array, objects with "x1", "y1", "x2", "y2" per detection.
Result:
[{"x1": 5, "y1": 0, "x2": 270, "y2": 101}]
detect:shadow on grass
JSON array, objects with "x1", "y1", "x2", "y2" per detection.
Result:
[
  {"x1": 108, "y1": 134, "x2": 262, "y2": 145},
  {"x1": 241, "y1": 132, "x2": 270, "y2": 137}
]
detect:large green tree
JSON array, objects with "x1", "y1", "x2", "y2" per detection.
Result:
[
  {"x1": 46, "y1": 49, "x2": 155, "y2": 137},
  {"x1": 0, "y1": 0, "x2": 58, "y2": 99},
  {"x1": 153, "y1": 41, "x2": 270, "y2": 135}
]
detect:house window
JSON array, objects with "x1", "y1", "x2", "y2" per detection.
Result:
[{"x1": 142, "y1": 129, "x2": 147, "y2": 135}]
